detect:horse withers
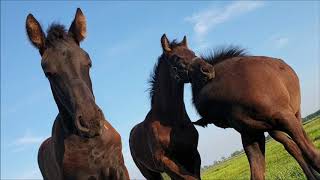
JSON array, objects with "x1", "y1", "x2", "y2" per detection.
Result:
[{"x1": 26, "y1": 8, "x2": 129, "y2": 180}]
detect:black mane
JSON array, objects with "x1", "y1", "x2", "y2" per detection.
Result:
[
  {"x1": 202, "y1": 46, "x2": 248, "y2": 65},
  {"x1": 148, "y1": 40, "x2": 180, "y2": 104},
  {"x1": 46, "y1": 23, "x2": 69, "y2": 47},
  {"x1": 168, "y1": 39, "x2": 180, "y2": 48},
  {"x1": 148, "y1": 54, "x2": 165, "y2": 105}
]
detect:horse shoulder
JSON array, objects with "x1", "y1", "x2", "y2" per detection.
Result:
[
  {"x1": 150, "y1": 120, "x2": 172, "y2": 149},
  {"x1": 100, "y1": 120, "x2": 122, "y2": 146},
  {"x1": 38, "y1": 137, "x2": 63, "y2": 179},
  {"x1": 38, "y1": 137, "x2": 54, "y2": 167}
]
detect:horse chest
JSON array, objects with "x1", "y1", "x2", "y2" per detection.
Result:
[
  {"x1": 172, "y1": 125, "x2": 198, "y2": 148},
  {"x1": 152, "y1": 121, "x2": 198, "y2": 149},
  {"x1": 63, "y1": 139, "x2": 103, "y2": 178},
  {"x1": 62, "y1": 135, "x2": 115, "y2": 179},
  {"x1": 152, "y1": 121, "x2": 172, "y2": 148}
]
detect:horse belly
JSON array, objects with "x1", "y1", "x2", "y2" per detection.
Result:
[{"x1": 196, "y1": 99, "x2": 231, "y2": 128}]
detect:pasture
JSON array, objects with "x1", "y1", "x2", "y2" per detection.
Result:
[{"x1": 200, "y1": 113, "x2": 320, "y2": 180}]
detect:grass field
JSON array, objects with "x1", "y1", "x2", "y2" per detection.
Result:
[{"x1": 201, "y1": 115, "x2": 320, "y2": 180}]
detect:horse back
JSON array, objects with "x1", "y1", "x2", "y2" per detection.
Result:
[{"x1": 202, "y1": 56, "x2": 300, "y2": 114}]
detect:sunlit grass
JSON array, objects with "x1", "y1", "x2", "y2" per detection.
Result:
[
  {"x1": 160, "y1": 115, "x2": 320, "y2": 180},
  {"x1": 201, "y1": 116, "x2": 320, "y2": 180}
]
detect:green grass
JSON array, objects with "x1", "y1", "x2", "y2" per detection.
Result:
[{"x1": 201, "y1": 116, "x2": 320, "y2": 180}]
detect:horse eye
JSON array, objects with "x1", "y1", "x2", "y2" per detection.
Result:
[
  {"x1": 85, "y1": 52, "x2": 91, "y2": 59},
  {"x1": 172, "y1": 67, "x2": 178, "y2": 73},
  {"x1": 180, "y1": 63, "x2": 186, "y2": 68},
  {"x1": 44, "y1": 72, "x2": 51, "y2": 77},
  {"x1": 172, "y1": 55, "x2": 180, "y2": 61},
  {"x1": 45, "y1": 71, "x2": 55, "y2": 78}
]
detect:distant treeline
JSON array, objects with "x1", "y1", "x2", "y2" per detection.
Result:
[
  {"x1": 303, "y1": 109, "x2": 320, "y2": 123},
  {"x1": 200, "y1": 149, "x2": 244, "y2": 172},
  {"x1": 201, "y1": 109, "x2": 320, "y2": 171}
]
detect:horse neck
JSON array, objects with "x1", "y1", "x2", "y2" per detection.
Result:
[
  {"x1": 50, "y1": 114, "x2": 67, "y2": 165},
  {"x1": 151, "y1": 61, "x2": 188, "y2": 123},
  {"x1": 50, "y1": 81, "x2": 84, "y2": 136},
  {"x1": 191, "y1": 81, "x2": 204, "y2": 105}
]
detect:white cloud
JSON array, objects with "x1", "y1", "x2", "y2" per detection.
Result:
[
  {"x1": 7, "y1": 89, "x2": 51, "y2": 115},
  {"x1": 17, "y1": 168, "x2": 42, "y2": 179},
  {"x1": 185, "y1": 1, "x2": 265, "y2": 44},
  {"x1": 10, "y1": 130, "x2": 46, "y2": 152},
  {"x1": 13, "y1": 132, "x2": 45, "y2": 146},
  {"x1": 274, "y1": 37, "x2": 289, "y2": 49}
]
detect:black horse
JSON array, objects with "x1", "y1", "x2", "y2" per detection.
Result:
[
  {"x1": 129, "y1": 35, "x2": 201, "y2": 180},
  {"x1": 26, "y1": 8, "x2": 129, "y2": 180}
]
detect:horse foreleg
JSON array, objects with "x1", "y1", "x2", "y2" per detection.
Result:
[
  {"x1": 193, "y1": 150, "x2": 202, "y2": 179},
  {"x1": 241, "y1": 132, "x2": 266, "y2": 180},
  {"x1": 192, "y1": 118, "x2": 209, "y2": 127},
  {"x1": 130, "y1": 158, "x2": 162, "y2": 180},
  {"x1": 161, "y1": 155, "x2": 199, "y2": 180},
  {"x1": 269, "y1": 130, "x2": 319, "y2": 180}
]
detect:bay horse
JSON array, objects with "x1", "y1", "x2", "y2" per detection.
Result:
[
  {"x1": 26, "y1": 8, "x2": 129, "y2": 180},
  {"x1": 182, "y1": 47, "x2": 320, "y2": 180},
  {"x1": 129, "y1": 35, "x2": 201, "y2": 180}
]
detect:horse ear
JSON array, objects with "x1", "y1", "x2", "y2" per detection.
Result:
[
  {"x1": 181, "y1": 36, "x2": 188, "y2": 48},
  {"x1": 69, "y1": 8, "x2": 86, "y2": 43},
  {"x1": 26, "y1": 14, "x2": 46, "y2": 54},
  {"x1": 161, "y1": 34, "x2": 171, "y2": 53}
]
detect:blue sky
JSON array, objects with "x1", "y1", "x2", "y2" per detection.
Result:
[{"x1": 1, "y1": 1, "x2": 319, "y2": 179}]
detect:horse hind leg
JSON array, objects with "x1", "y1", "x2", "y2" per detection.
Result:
[
  {"x1": 275, "y1": 112, "x2": 320, "y2": 172},
  {"x1": 269, "y1": 130, "x2": 319, "y2": 180},
  {"x1": 241, "y1": 132, "x2": 266, "y2": 180}
]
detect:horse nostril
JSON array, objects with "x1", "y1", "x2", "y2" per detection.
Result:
[
  {"x1": 200, "y1": 66, "x2": 215, "y2": 80},
  {"x1": 96, "y1": 108, "x2": 103, "y2": 117},
  {"x1": 78, "y1": 114, "x2": 82, "y2": 119},
  {"x1": 172, "y1": 67, "x2": 178, "y2": 73},
  {"x1": 200, "y1": 67, "x2": 208, "y2": 74},
  {"x1": 76, "y1": 118, "x2": 89, "y2": 133}
]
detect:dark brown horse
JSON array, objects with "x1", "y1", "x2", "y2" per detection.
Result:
[
  {"x1": 182, "y1": 47, "x2": 320, "y2": 180},
  {"x1": 26, "y1": 8, "x2": 129, "y2": 180},
  {"x1": 129, "y1": 35, "x2": 201, "y2": 180}
]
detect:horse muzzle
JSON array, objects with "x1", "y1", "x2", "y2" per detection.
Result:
[
  {"x1": 200, "y1": 66, "x2": 215, "y2": 80},
  {"x1": 74, "y1": 108, "x2": 103, "y2": 138}
]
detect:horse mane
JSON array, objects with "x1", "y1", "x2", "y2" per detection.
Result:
[
  {"x1": 148, "y1": 39, "x2": 180, "y2": 104},
  {"x1": 168, "y1": 39, "x2": 181, "y2": 48},
  {"x1": 201, "y1": 46, "x2": 248, "y2": 65},
  {"x1": 148, "y1": 54, "x2": 165, "y2": 105},
  {"x1": 45, "y1": 23, "x2": 69, "y2": 47}
]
